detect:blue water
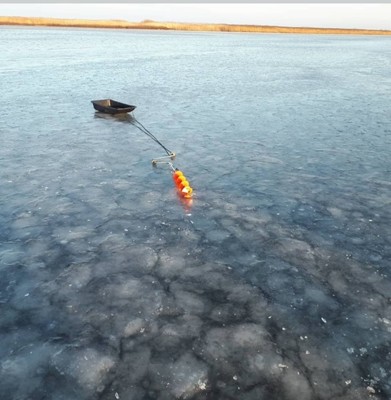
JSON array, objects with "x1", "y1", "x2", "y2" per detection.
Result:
[{"x1": 1, "y1": 26, "x2": 391, "y2": 400}]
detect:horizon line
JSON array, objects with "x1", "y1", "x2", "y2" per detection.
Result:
[{"x1": 1, "y1": 16, "x2": 391, "y2": 35}]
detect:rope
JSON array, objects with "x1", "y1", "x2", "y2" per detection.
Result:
[
  {"x1": 130, "y1": 117, "x2": 174, "y2": 157},
  {"x1": 128, "y1": 115, "x2": 193, "y2": 200}
]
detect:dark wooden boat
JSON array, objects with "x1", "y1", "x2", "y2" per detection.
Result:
[{"x1": 91, "y1": 99, "x2": 136, "y2": 114}]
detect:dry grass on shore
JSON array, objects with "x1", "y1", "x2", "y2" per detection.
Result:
[{"x1": 1, "y1": 16, "x2": 390, "y2": 35}]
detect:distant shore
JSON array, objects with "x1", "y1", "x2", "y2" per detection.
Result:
[{"x1": 1, "y1": 16, "x2": 390, "y2": 35}]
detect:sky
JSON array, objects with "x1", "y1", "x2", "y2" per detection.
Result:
[{"x1": 0, "y1": 4, "x2": 391, "y2": 30}]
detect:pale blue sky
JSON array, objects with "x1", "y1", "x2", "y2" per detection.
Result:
[{"x1": 1, "y1": 4, "x2": 390, "y2": 30}]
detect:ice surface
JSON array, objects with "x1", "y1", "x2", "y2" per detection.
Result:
[
  {"x1": 1, "y1": 29, "x2": 391, "y2": 400},
  {"x1": 149, "y1": 353, "x2": 208, "y2": 399},
  {"x1": 51, "y1": 347, "x2": 116, "y2": 393},
  {"x1": 1, "y1": 342, "x2": 59, "y2": 399},
  {"x1": 123, "y1": 318, "x2": 147, "y2": 338}
]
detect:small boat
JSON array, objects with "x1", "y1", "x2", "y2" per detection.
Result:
[{"x1": 91, "y1": 99, "x2": 136, "y2": 114}]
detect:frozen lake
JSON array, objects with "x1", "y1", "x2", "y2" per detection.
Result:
[{"x1": 0, "y1": 27, "x2": 391, "y2": 400}]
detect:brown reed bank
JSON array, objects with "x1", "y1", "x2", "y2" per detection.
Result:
[{"x1": 1, "y1": 16, "x2": 390, "y2": 35}]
